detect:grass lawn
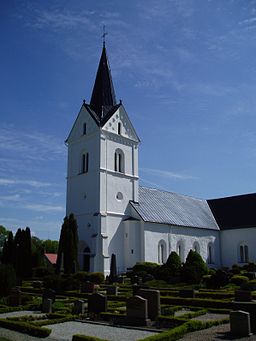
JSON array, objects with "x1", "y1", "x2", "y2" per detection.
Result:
[{"x1": 0, "y1": 338, "x2": 12, "y2": 341}]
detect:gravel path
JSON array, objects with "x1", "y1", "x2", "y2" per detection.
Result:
[
  {"x1": 179, "y1": 323, "x2": 256, "y2": 341},
  {"x1": 192, "y1": 313, "x2": 229, "y2": 321},
  {"x1": 0, "y1": 310, "x2": 45, "y2": 319},
  {"x1": 45, "y1": 321, "x2": 159, "y2": 341}
]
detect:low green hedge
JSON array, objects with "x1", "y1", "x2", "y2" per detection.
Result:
[
  {"x1": 137, "y1": 318, "x2": 229, "y2": 341},
  {"x1": 160, "y1": 296, "x2": 233, "y2": 309},
  {"x1": 72, "y1": 335, "x2": 108, "y2": 341},
  {"x1": 0, "y1": 319, "x2": 51, "y2": 338}
]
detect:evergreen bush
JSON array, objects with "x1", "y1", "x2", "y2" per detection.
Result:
[
  {"x1": 182, "y1": 250, "x2": 208, "y2": 283},
  {"x1": 166, "y1": 252, "x2": 182, "y2": 276},
  {"x1": 0, "y1": 264, "x2": 16, "y2": 297},
  {"x1": 230, "y1": 275, "x2": 249, "y2": 286}
]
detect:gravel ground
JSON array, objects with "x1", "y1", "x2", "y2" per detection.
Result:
[
  {"x1": 179, "y1": 323, "x2": 256, "y2": 341},
  {"x1": 0, "y1": 310, "x2": 45, "y2": 319},
  {"x1": 192, "y1": 313, "x2": 230, "y2": 321},
  {"x1": 45, "y1": 321, "x2": 159, "y2": 341}
]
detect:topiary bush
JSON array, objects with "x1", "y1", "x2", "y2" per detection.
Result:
[
  {"x1": 209, "y1": 269, "x2": 230, "y2": 289},
  {"x1": 166, "y1": 251, "x2": 182, "y2": 276},
  {"x1": 88, "y1": 272, "x2": 104, "y2": 284},
  {"x1": 182, "y1": 250, "x2": 208, "y2": 284},
  {"x1": 231, "y1": 264, "x2": 241, "y2": 275},
  {"x1": 230, "y1": 275, "x2": 249, "y2": 286},
  {"x1": 132, "y1": 262, "x2": 159, "y2": 275},
  {"x1": 0, "y1": 264, "x2": 16, "y2": 297}
]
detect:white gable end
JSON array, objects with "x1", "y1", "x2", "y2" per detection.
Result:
[
  {"x1": 102, "y1": 105, "x2": 140, "y2": 143},
  {"x1": 66, "y1": 105, "x2": 99, "y2": 144}
]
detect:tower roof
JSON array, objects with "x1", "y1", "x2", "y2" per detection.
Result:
[{"x1": 89, "y1": 45, "x2": 117, "y2": 120}]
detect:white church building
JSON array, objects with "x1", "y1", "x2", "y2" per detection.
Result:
[{"x1": 66, "y1": 44, "x2": 256, "y2": 276}]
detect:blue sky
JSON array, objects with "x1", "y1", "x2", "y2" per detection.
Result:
[{"x1": 1, "y1": 0, "x2": 256, "y2": 240}]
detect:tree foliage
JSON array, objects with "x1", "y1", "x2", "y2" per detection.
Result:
[
  {"x1": 56, "y1": 214, "x2": 79, "y2": 274},
  {"x1": 0, "y1": 264, "x2": 16, "y2": 297},
  {"x1": 182, "y1": 250, "x2": 208, "y2": 283}
]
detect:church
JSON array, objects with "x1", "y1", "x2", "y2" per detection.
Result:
[{"x1": 66, "y1": 44, "x2": 256, "y2": 276}]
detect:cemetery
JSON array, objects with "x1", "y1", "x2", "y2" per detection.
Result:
[{"x1": 2, "y1": 259, "x2": 256, "y2": 340}]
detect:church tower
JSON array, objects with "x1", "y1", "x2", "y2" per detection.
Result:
[{"x1": 65, "y1": 44, "x2": 140, "y2": 275}]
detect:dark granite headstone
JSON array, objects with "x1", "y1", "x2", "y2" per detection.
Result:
[
  {"x1": 126, "y1": 295, "x2": 150, "y2": 326},
  {"x1": 42, "y1": 298, "x2": 52, "y2": 313},
  {"x1": 73, "y1": 300, "x2": 85, "y2": 315},
  {"x1": 179, "y1": 289, "x2": 195, "y2": 298},
  {"x1": 88, "y1": 293, "x2": 107, "y2": 314},
  {"x1": 8, "y1": 287, "x2": 21, "y2": 306},
  {"x1": 42, "y1": 288, "x2": 56, "y2": 303},
  {"x1": 106, "y1": 285, "x2": 118, "y2": 296},
  {"x1": 230, "y1": 310, "x2": 252, "y2": 337},
  {"x1": 138, "y1": 289, "x2": 160, "y2": 320}
]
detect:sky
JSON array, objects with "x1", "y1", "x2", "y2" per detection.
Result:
[{"x1": 1, "y1": 0, "x2": 256, "y2": 240}]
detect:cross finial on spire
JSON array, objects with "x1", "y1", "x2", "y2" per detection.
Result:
[{"x1": 102, "y1": 25, "x2": 108, "y2": 46}]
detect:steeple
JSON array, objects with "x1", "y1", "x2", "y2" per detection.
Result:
[{"x1": 90, "y1": 45, "x2": 117, "y2": 119}]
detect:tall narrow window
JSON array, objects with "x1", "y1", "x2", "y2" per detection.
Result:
[
  {"x1": 81, "y1": 152, "x2": 89, "y2": 173},
  {"x1": 207, "y1": 243, "x2": 214, "y2": 264},
  {"x1": 114, "y1": 149, "x2": 124, "y2": 173},
  {"x1": 83, "y1": 123, "x2": 87, "y2": 135},
  {"x1": 239, "y1": 244, "x2": 249, "y2": 263},
  {"x1": 118, "y1": 122, "x2": 121, "y2": 135},
  {"x1": 176, "y1": 241, "x2": 184, "y2": 262},
  {"x1": 158, "y1": 240, "x2": 166, "y2": 264}
]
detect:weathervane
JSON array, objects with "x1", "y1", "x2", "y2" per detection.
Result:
[{"x1": 102, "y1": 25, "x2": 108, "y2": 46}]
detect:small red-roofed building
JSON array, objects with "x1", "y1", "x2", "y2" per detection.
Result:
[{"x1": 44, "y1": 253, "x2": 57, "y2": 270}]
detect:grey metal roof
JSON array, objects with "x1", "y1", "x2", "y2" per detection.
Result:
[{"x1": 130, "y1": 187, "x2": 219, "y2": 230}]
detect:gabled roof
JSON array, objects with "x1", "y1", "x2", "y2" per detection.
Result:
[
  {"x1": 208, "y1": 193, "x2": 256, "y2": 230},
  {"x1": 44, "y1": 253, "x2": 57, "y2": 265},
  {"x1": 89, "y1": 45, "x2": 117, "y2": 120},
  {"x1": 130, "y1": 187, "x2": 219, "y2": 230}
]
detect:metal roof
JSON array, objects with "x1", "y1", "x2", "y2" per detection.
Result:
[{"x1": 130, "y1": 187, "x2": 219, "y2": 230}]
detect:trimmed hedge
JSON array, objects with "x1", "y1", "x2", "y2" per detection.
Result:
[
  {"x1": 0, "y1": 318, "x2": 51, "y2": 338},
  {"x1": 160, "y1": 296, "x2": 233, "y2": 309},
  {"x1": 72, "y1": 335, "x2": 109, "y2": 341},
  {"x1": 137, "y1": 318, "x2": 229, "y2": 341}
]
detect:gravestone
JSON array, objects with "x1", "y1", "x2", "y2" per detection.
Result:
[
  {"x1": 106, "y1": 285, "x2": 118, "y2": 296},
  {"x1": 8, "y1": 287, "x2": 22, "y2": 306},
  {"x1": 230, "y1": 310, "x2": 252, "y2": 337},
  {"x1": 126, "y1": 295, "x2": 150, "y2": 326},
  {"x1": 42, "y1": 288, "x2": 56, "y2": 303},
  {"x1": 232, "y1": 301, "x2": 256, "y2": 332},
  {"x1": 42, "y1": 298, "x2": 52, "y2": 313},
  {"x1": 33, "y1": 281, "x2": 43, "y2": 289},
  {"x1": 235, "y1": 290, "x2": 252, "y2": 302},
  {"x1": 73, "y1": 300, "x2": 85, "y2": 315},
  {"x1": 179, "y1": 289, "x2": 195, "y2": 298},
  {"x1": 138, "y1": 289, "x2": 160, "y2": 320},
  {"x1": 88, "y1": 293, "x2": 107, "y2": 314},
  {"x1": 81, "y1": 281, "x2": 95, "y2": 293}
]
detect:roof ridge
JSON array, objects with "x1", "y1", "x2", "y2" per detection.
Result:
[{"x1": 139, "y1": 185, "x2": 205, "y2": 202}]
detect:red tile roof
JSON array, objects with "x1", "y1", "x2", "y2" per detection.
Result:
[{"x1": 44, "y1": 253, "x2": 57, "y2": 265}]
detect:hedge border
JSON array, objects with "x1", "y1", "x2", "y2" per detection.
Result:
[{"x1": 0, "y1": 318, "x2": 51, "y2": 338}]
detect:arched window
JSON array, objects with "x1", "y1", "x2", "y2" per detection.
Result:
[
  {"x1": 158, "y1": 240, "x2": 167, "y2": 264},
  {"x1": 176, "y1": 241, "x2": 184, "y2": 262},
  {"x1": 207, "y1": 243, "x2": 214, "y2": 264},
  {"x1": 81, "y1": 152, "x2": 89, "y2": 173},
  {"x1": 114, "y1": 149, "x2": 124, "y2": 173},
  {"x1": 118, "y1": 122, "x2": 122, "y2": 135},
  {"x1": 239, "y1": 244, "x2": 249, "y2": 263},
  {"x1": 193, "y1": 242, "x2": 200, "y2": 254}
]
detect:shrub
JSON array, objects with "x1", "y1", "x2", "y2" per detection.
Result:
[
  {"x1": 73, "y1": 272, "x2": 89, "y2": 282},
  {"x1": 133, "y1": 262, "x2": 159, "y2": 275},
  {"x1": 44, "y1": 274, "x2": 79, "y2": 291},
  {"x1": 209, "y1": 269, "x2": 230, "y2": 288},
  {"x1": 0, "y1": 318, "x2": 51, "y2": 337},
  {"x1": 231, "y1": 264, "x2": 241, "y2": 275},
  {"x1": 33, "y1": 266, "x2": 52, "y2": 278},
  {"x1": 241, "y1": 279, "x2": 256, "y2": 291},
  {"x1": 230, "y1": 275, "x2": 249, "y2": 286},
  {"x1": 153, "y1": 265, "x2": 172, "y2": 281},
  {"x1": 182, "y1": 250, "x2": 208, "y2": 284},
  {"x1": 0, "y1": 264, "x2": 16, "y2": 297},
  {"x1": 166, "y1": 252, "x2": 182, "y2": 276},
  {"x1": 243, "y1": 262, "x2": 256, "y2": 272},
  {"x1": 88, "y1": 272, "x2": 104, "y2": 284}
]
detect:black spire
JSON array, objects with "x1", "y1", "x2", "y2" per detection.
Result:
[{"x1": 90, "y1": 45, "x2": 117, "y2": 119}]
